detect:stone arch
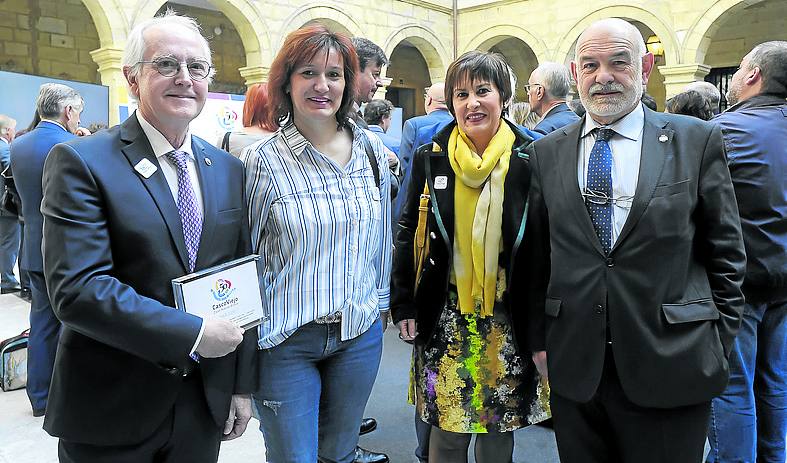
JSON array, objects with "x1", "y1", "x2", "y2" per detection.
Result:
[
  {"x1": 279, "y1": 5, "x2": 363, "y2": 48},
  {"x1": 302, "y1": 18, "x2": 353, "y2": 37},
  {"x1": 555, "y1": 5, "x2": 680, "y2": 66},
  {"x1": 464, "y1": 24, "x2": 548, "y2": 63},
  {"x1": 682, "y1": 0, "x2": 768, "y2": 64},
  {"x1": 383, "y1": 25, "x2": 451, "y2": 82},
  {"x1": 132, "y1": 0, "x2": 270, "y2": 68},
  {"x1": 80, "y1": 0, "x2": 129, "y2": 46},
  {"x1": 465, "y1": 30, "x2": 541, "y2": 100}
]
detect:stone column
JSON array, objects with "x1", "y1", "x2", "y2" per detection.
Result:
[
  {"x1": 658, "y1": 63, "x2": 711, "y2": 99},
  {"x1": 239, "y1": 65, "x2": 269, "y2": 87},
  {"x1": 90, "y1": 46, "x2": 126, "y2": 127}
]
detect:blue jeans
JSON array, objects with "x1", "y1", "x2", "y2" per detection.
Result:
[
  {"x1": 254, "y1": 318, "x2": 383, "y2": 463},
  {"x1": 708, "y1": 297, "x2": 787, "y2": 463}
]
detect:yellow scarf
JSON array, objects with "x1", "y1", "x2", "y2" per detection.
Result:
[{"x1": 448, "y1": 121, "x2": 514, "y2": 317}]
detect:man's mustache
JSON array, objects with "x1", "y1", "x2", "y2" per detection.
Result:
[{"x1": 589, "y1": 83, "x2": 625, "y2": 95}]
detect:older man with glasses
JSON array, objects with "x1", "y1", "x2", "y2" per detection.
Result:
[
  {"x1": 526, "y1": 62, "x2": 579, "y2": 135},
  {"x1": 38, "y1": 11, "x2": 256, "y2": 463}
]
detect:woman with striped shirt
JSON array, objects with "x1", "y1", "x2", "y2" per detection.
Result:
[{"x1": 242, "y1": 25, "x2": 392, "y2": 463}]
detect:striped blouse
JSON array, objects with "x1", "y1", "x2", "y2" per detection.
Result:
[{"x1": 242, "y1": 121, "x2": 392, "y2": 349}]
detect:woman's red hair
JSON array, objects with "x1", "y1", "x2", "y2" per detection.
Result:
[
  {"x1": 265, "y1": 24, "x2": 359, "y2": 129},
  {"x1": 242, "y1": 83, "x2": 276, "y2": 131}
]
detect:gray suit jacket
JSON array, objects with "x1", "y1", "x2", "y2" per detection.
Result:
[{"x1": 525, "y1": 108, "x2": 746, "y2": 408}]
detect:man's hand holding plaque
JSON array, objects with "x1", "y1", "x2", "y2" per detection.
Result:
[{"x1": 173, "y1": 255, "x2": 266, "y2": 331}]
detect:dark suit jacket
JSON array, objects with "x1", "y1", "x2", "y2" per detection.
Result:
[
  {"x1": 533, "y1": 102, "x2": 580, "y2": 135},
  {"x1": 40, "y1": 114, "x2": 257, "y2": 445},
  {"x1": 10, "y1": 121, "x2": 75, "y2": 270},
  {"x1": 391, "y1": 119, "x2": 537, "y2": 352},
  {"x1": 525, "y1": 108, "x2": 746, "y2": 408}
]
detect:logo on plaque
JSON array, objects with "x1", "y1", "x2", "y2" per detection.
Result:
[{"x1": 211, "y1": 279, "x2": 236, "y2": 301}]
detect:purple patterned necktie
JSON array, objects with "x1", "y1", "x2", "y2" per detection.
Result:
[{"x1": 166, "y1": 150, "x2": 202, "y2": 272}]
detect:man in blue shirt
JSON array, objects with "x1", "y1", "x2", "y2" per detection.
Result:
[{"x1": 707, "y1": 41, "x2": 787, "y2": 463}]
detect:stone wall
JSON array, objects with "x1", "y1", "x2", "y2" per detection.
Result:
[{"x1": 0, "y1": 0, "x2": 100, "y2": 83}]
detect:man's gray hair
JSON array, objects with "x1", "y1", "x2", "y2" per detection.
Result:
[
  {"x1": 123, "y1": 10, "x2": 214, "y2": 86},
  {"x1": 36, "y1": 83, "x2": 84, "y2": 119},
  {"x1": 684, "y1": 81, "x2": 721, "y2": 108},
  {"x1": 534, "y1": 62, "x2": 572, "y2": 100},
  {"x1": 0, "y1": 114, "x2": 16, "y2": 133},
  {"x1": 745, "y1": 41, "x2": 787, "y2": 98}
]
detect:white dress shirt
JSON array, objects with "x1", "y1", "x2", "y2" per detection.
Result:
[
  {"x1": 577, "y1": 103, "x2": 644, "y2": 244},
  {"x1": 135, "y1": 111, "x2": 205, "y2": 356}
]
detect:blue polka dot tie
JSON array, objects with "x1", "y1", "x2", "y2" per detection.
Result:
[
  {"x1": 586, "y1": 128, "x2": 614, "y2": 254},
  {"x1": 166, "y1": 150, "x2": 202, "y2": 272}
]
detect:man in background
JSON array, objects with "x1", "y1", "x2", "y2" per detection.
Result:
[
  {"x1": 527, "y1": 62, "x2": 579, "y2": 135},
  {"x1": 0, "y1": 114, "x2": 20, "y2": 295},
  {"x1": 395, "y1": 82, "x2": 452, "y2": 222},
  {"x1": 708, "y1": 41, "x2": 787, "y2": 463},
  {"x1": 10, "y1": 84, "x2": 83, "y2": 417},
  {"x1": 685, "y1": 80, "x2": 722, "y2": 115}
]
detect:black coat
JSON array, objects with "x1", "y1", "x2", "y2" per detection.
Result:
[{"x1": 391, "y1": 119, "x2": 536, "y2": 354}]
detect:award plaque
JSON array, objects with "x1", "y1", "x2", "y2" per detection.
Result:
[{"x1": 172, "y1": 255, "x2": 265, "y2": 330}]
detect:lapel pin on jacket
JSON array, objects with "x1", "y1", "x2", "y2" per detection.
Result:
[
  {"x1": 204, "y1": 157, "x2": 212, "y2": 166},
  {"x1": 658, "y1": 134, "x2": 668, "y2": 143},
  {"x1": 134, "y1": 158, "x2": 157, "y2": 178}
]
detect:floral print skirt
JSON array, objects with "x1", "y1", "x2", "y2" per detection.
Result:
[{"x1": 409, "y1": 292, "x2": 551, "y2": 433}]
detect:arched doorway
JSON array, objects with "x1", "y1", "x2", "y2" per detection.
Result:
[
  {"x1": 478, "y1": 36, "x2": 538, "y2": 102},
  {"x1": 385, "y1": 40, "x2": 433, "y2": 121},
  {"x1": 693, "y1": 0, "x2": 787, "y2": 110},
  {"x1": 157, "y1": 1, "x2": 247, "y2": 94},
  {"x1": 302, "y1": 18, "x2": 353, "y2": 37}
]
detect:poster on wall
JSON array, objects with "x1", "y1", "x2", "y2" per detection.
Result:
[{"x1": 119, "y1": 92, "x2": 245, "y2": 145}]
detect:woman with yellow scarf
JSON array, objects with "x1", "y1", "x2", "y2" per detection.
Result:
[{"x1": 391, "y1": 51, "x2": 549, "y2": 462}]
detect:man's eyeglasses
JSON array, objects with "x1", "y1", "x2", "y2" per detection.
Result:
[
  {"x1": 582, "y1": 188, "x2": 634, "y2": 206},
  {"x1": 136, "y1": 57, "x2": 212, "y2": 81},
  {"x1": 524, "y1": 83, "x2": 542, "y2": 92}
]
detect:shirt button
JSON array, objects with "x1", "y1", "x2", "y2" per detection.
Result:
[
  {"x1": 606, "y1": 258, "x2": 614, "y2": 267},
  {"x1": 595, "y1": 304, "x2": 604, "y2": 314}
]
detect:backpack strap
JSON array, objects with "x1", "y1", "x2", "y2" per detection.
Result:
[{"x1": 360, "y1": 132, "x2": 380, "y2": 188}]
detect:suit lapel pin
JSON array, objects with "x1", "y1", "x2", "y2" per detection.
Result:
[
  {"x1": 204, "y1": 157, "x2": 212, "y2": 166},
  {"x1": 133, "y1": 158, "x2": 157, "y2": 178},
  {"x1": 658, "y1": 134, "x2": 668, "y2": 143}
]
